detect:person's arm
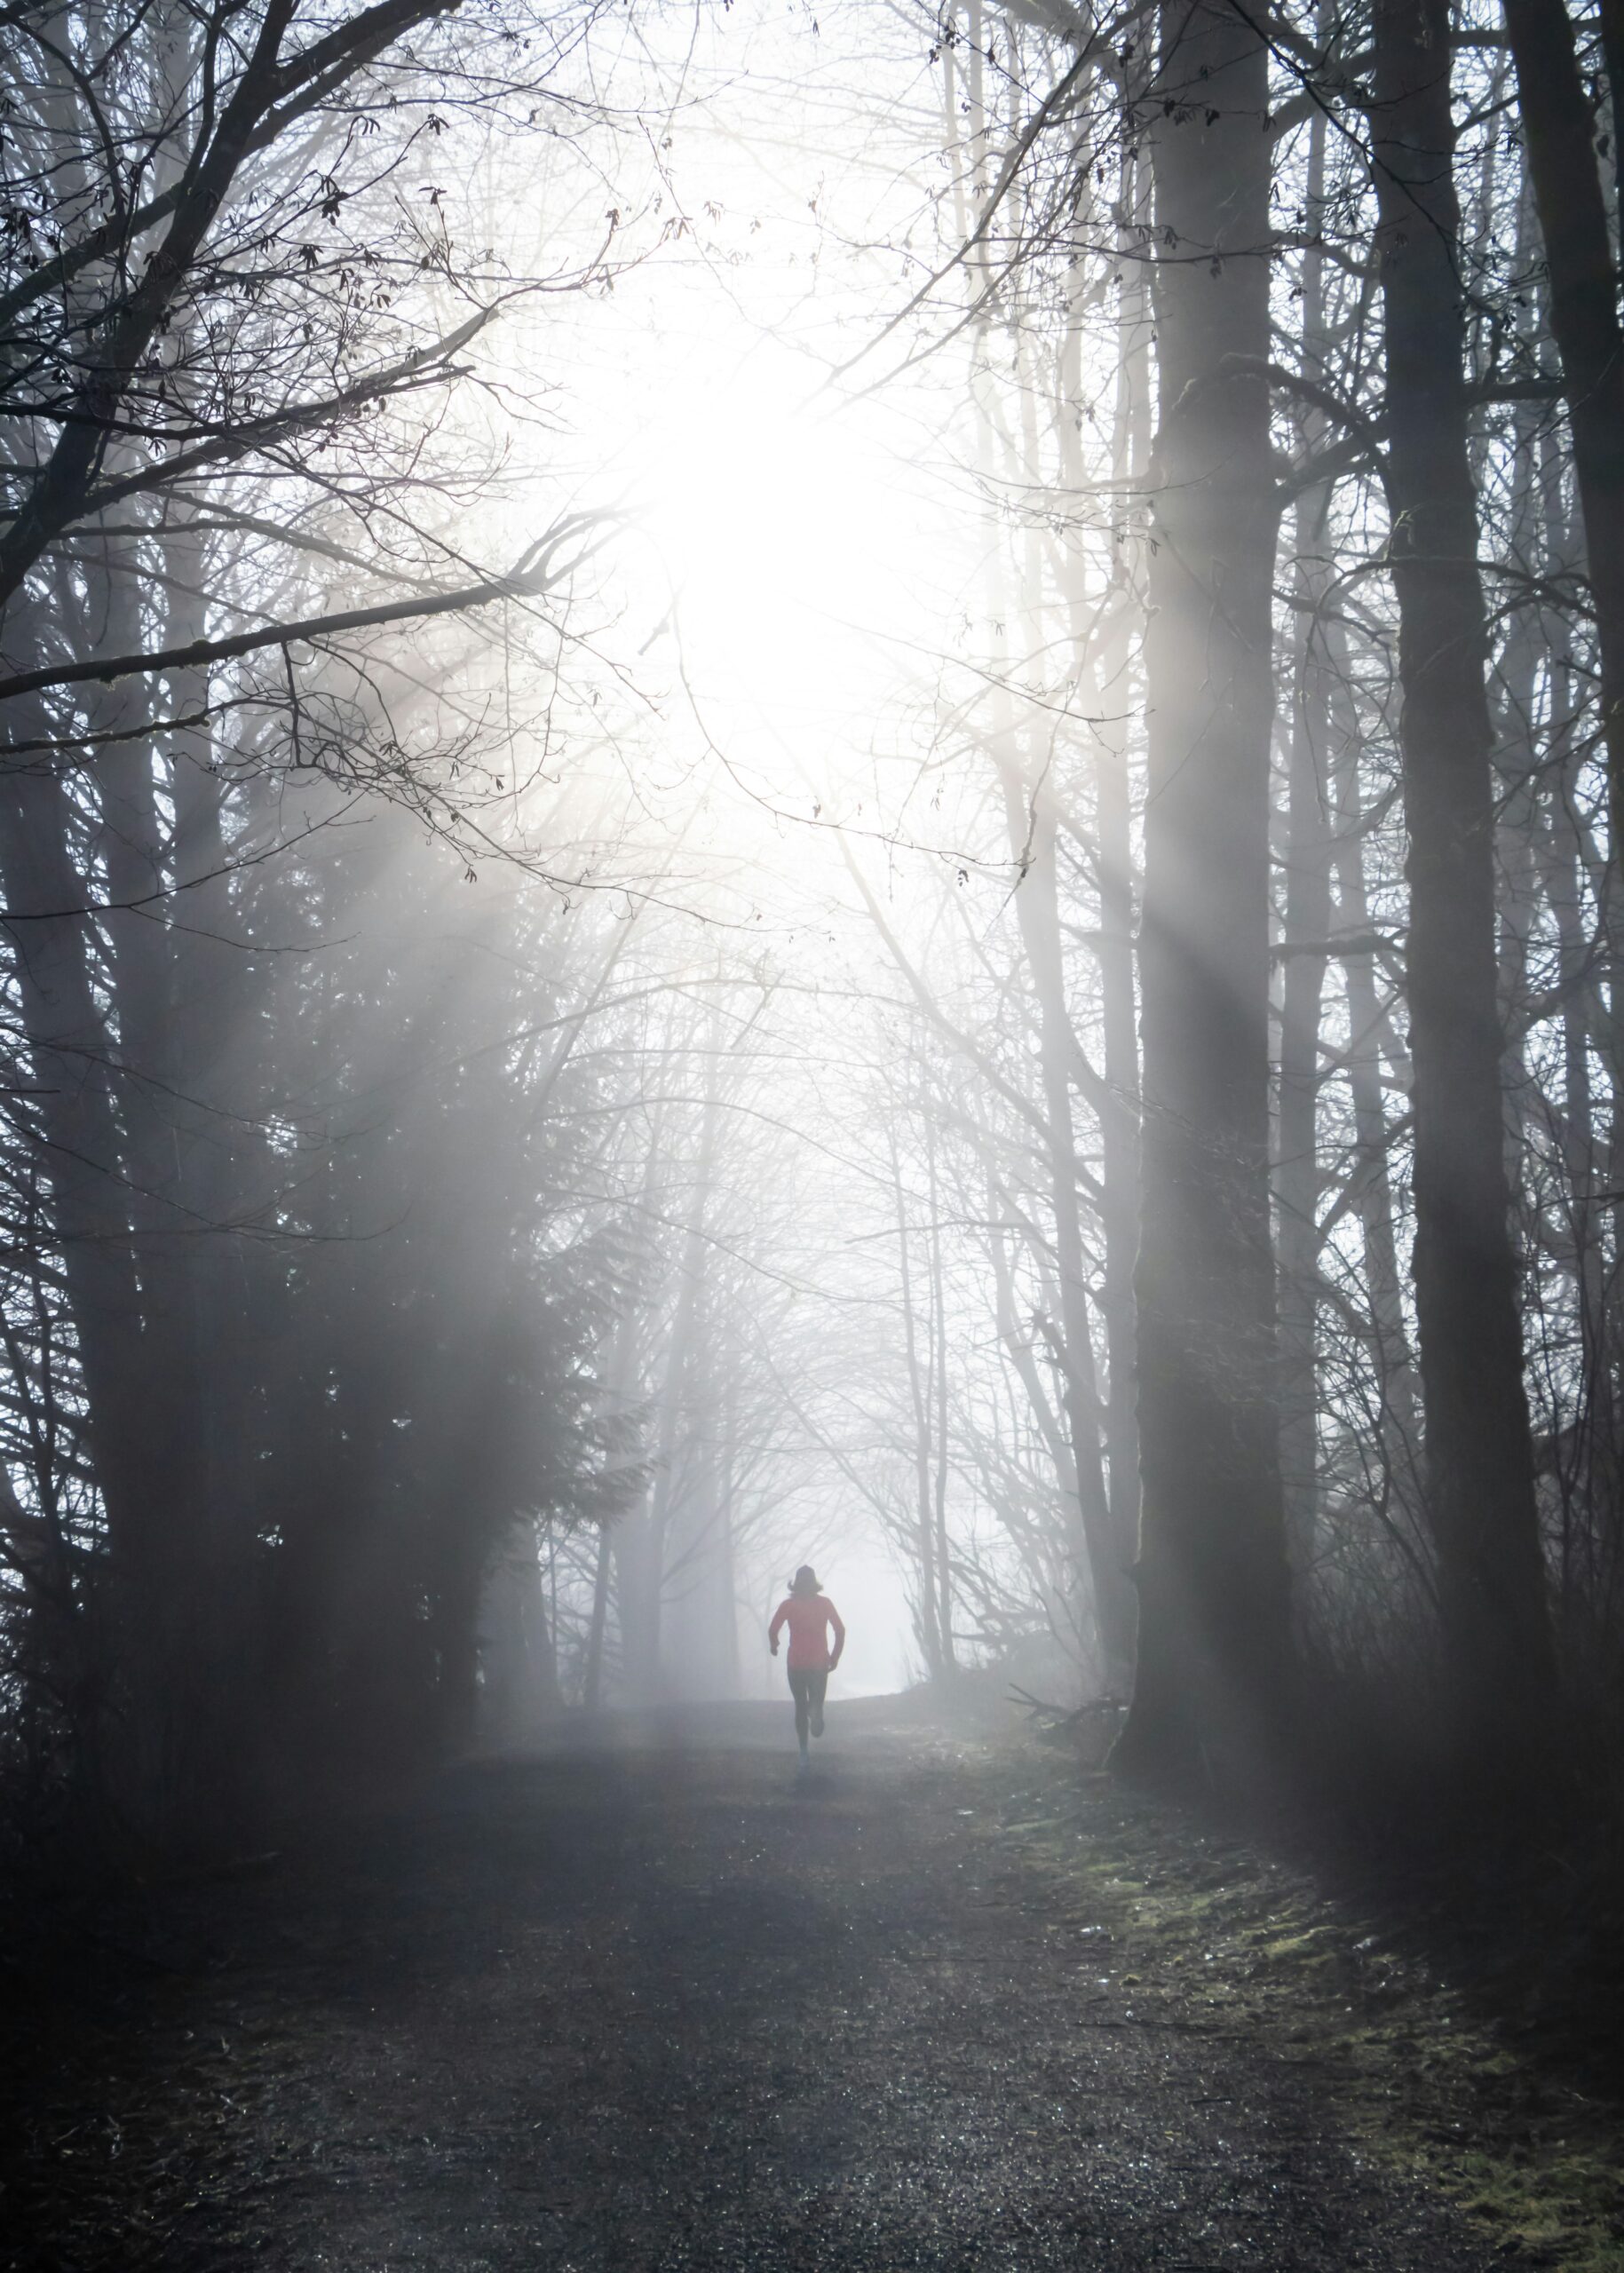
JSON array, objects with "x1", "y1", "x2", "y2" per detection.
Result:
[
  {"x1": 768, "y1": 1601, "x2": 788, "y2": 1656},
  {"x1": 827, "y1": 1600, "x2": 845, "y2": 1668}
]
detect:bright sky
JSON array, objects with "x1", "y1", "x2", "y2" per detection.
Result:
[{"x1": 479, "y1": 0, "x2": 987, "y2": 854}]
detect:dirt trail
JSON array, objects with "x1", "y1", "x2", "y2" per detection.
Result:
[{"x1": 5, "y1": 1702, "x2": 1515, "y2": 2271}]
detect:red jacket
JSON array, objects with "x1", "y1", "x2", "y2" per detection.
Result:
[{"x1": 769, "y1": 1592, "x2": 845, "y2": 1671}]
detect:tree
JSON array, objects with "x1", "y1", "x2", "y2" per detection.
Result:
[
  {"x1": 1369, "y1": 0, "x2": 1558, "y2": 1774},
  {"x1": 0, "y1": 0, "x2": 622, "y2": 688},
  {"x1": 1112, "y1": 0, "x2": 1293, "y2": 1790},
  {"x1": 0, "y1": 0, "x2": 655, "y2": 1842}
]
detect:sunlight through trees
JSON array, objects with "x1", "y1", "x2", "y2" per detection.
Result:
[{"x1": 0, "y1": 0, "x2": 1620, "y2": 1853}]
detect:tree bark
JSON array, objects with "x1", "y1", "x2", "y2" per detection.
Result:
[
  {"x1": 1500, "y1": 0, "x2": 1624, "y2": 1455},
  {"x1": 582, "y1": 1523, "x2": 614, "y2": 1713},
  {"x1": 1113, "y1": 0, "x2": 1292, "y2": 1790},
  {"x1": 1276, "y1": 495, "x2": 1335, "y2": 1572},
  {"x1": 1274, "y1": 102, "x2": 1335, "y2": 1573},
  {"x1": 1501, "y1": 0, "x2": 1624, "y2": 833},
  {"x1": 1326, "y1": 649, "x2": 1423, "y2": 1489},
  {"x1": 998, "y1": 780, "x2": 1135, "y2": 1686},
  {"x1": 1372, "y1": 0, "x2": 1558, "y2": 1770},
  {"x1": 983, "y1": 226, "x2": 1126, "y2": 1683},
  {"x1": 1058, "y1": 166, "x2": 1147, "y2": 1675},
  {"x1": 893, "y1": 1121, "x2": 949, "y2": 1678}
]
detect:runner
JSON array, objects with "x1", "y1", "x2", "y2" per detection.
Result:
[{"x1": 767, "y1": 1565, "x2": 845, "y2": 1767}]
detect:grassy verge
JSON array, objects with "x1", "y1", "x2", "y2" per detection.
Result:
[{"x1": 975, "y1": 1732, "x2": 1624, "y2": 2273}]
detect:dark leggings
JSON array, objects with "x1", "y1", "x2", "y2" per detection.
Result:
[{"x1": 788, "y1": 1666, "x2": 828, "y2": 1743}]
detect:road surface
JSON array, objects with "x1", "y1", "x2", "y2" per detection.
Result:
[{"x1": 4, "y1": 1699, "x2": 1509, "y2": 2270}]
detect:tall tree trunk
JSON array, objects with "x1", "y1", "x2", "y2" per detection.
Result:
[
  {"x1": 981, "y1": 214, "x2": 1124, "y2": 1683},
  {"x1": 161, "y1": 518, "x2": 242, "y2": 1563},
  {"x1": 986, "y1": 1168, "x2": 1083, "y2": 1646},
  {"x1": 88, "y1": 531, "x2": 231, "y2": 1828},
  {"x1": 592, "y1": 1145, "x2": 659, "y2": 1713},
  {"x1": 1056, "y1": 170, "x2": 1147, "y2": 1679},
  {"x1": 1327, "y1": 658, "x2": 1422, "y2": 1487},
  {"x1": 892, "y1": 1121, "x2": 948, "y2": 1678},
  {"x1": 1372, "y1": 0, "x2": 1558, "y2": 1770},
  {"x1": 582, "y1": 1523, "x2": 614, "y2": 1713},
  {"x1": 926, "y1": 1121, "x2": 957, "y2": 1675},
  {"x1": 713, "y1": 1367, "x2": 741, "y2": 1699},
  {"x1": 0, "y1": 575, "x2": 233, "y2": 1833},
  {"x1": 1501, "y1": 0, "x2": 1624, "y2": 823},
  {"x1": 1275, "y1": 489, "x2": 1335, "y2": 1572},
  {"x1": 480, "y1": 1518, "x2": 563, "y2": 1742},
  {"x1": 1091, "y1": 182, "x2": 1148, "y2": 1600},
  {"x1": 1533, "y1": 445, "x2": 1609, "y2": 1493},
  {"x1": 1274, "y1": 104, "x2": 1335, "y2": 1572},
  {"x1": 621, "y1": 1019, "x2": 724, "y2": 1704},
  {"x1": 1500, "y1": 0, "x2": 1624, "y2": 1453},
  {"x1": 998, "y1": 780, "x2": 1134, "y2": 1685},
  {"x1": 0, "y1": 677, "x2": 147, "y2": 1524},
  {"x1": 1113, "y1": 0, "x2": 1291, "y2": 1789}
]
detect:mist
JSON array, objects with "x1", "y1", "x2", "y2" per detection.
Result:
[{"x1": 4, "y1": 0, "x2": 1623, "y2": 2263}]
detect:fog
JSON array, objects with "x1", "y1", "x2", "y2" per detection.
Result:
[
  {"x1": 0, "y1": 0, "x2": 1616, "y2": 1832},
  {"x1": 11, "y1": 0, "x2": 1624, "y2": 2261}
]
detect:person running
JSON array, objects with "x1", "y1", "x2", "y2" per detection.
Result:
[{"x1": 768, "y1": 1565, "x2": 845, "y2": 1765}]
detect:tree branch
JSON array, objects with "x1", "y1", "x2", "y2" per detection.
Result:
[{"x1": 0, "y1": 511, "x2": 621, "y2": 707}]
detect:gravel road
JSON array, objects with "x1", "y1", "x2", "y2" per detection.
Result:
[{"x1": 4, "y1": 1699, "x2": 1509, "y2": 2271}]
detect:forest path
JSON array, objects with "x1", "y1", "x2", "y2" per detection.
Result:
[{"x1": 7, "y1": 1701, "x2": 1521, "y2": 2272}]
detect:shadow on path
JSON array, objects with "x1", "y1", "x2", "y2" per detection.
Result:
[{"x1": 4, "y1": 1701, "x2": 1513, "y2": 2270}]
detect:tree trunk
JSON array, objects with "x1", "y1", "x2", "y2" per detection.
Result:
[
  {"x1": 982, "y1": 225, "x2": 1125, "y2": 1683},
  {"x1": 1532, "y1": 450, "x2": 1609, "y2": 1484},
  {"x1": 893, "y1": 1123, "x2": 948, "y2": 1678},
  {"x1": 1326, "y1": 653, "x2": 1422, "y2": 1485},
  {"x1": 582, "y1": 1523, "x2": 614, "y2": 1712},
  {"x1": 0, "y1": 586, "x2": 216, "y2": 1831},
  {"x1": 480, "y1": 1518, "x2": 563, "y2": 1742},
  {"x1": 88, "y1": 533, "x2": 231, "y2": 1829},
  {"x1": 926, "y1": 1123, "x2": 957, "y2": 1675},
  {"x1": 1275, "y1": 498, "x2": 1335, "y2": 1573},
  {"x1": 1501, "y1": 0, "x2": 1624, "y2": 824},
  {"x1": 1274, "y1": 104, "x2": 1335, "y2": 1573},
  {"x1": 1053, "y1": 193, "x2": 1148, "y2": 1685},
  {"x1": 616, "y1": 1022, "x2": 725, "y2": 1706},
  {"x1": 1113, "y1": 0, "x2": 1292, "y2": 1790},
  {"x1": 998, "y1": 782, "x2": 1134, "y2": 1686},
  {"x1": 1372, "y1": 0, "x2": 1558, "y2": 1770},
  {"x1": 1500, "y1": 0, "x2": 1624, "y2": 1463}
]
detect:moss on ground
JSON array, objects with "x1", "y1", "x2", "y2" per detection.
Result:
[{"x1": 978, "y1": 1738, "x2": 1624, "y2": 2273}]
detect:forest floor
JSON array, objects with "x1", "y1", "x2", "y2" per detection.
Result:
[{"x1": 4, "y1": 1694, "x2": 1622, "y2": 2272}]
